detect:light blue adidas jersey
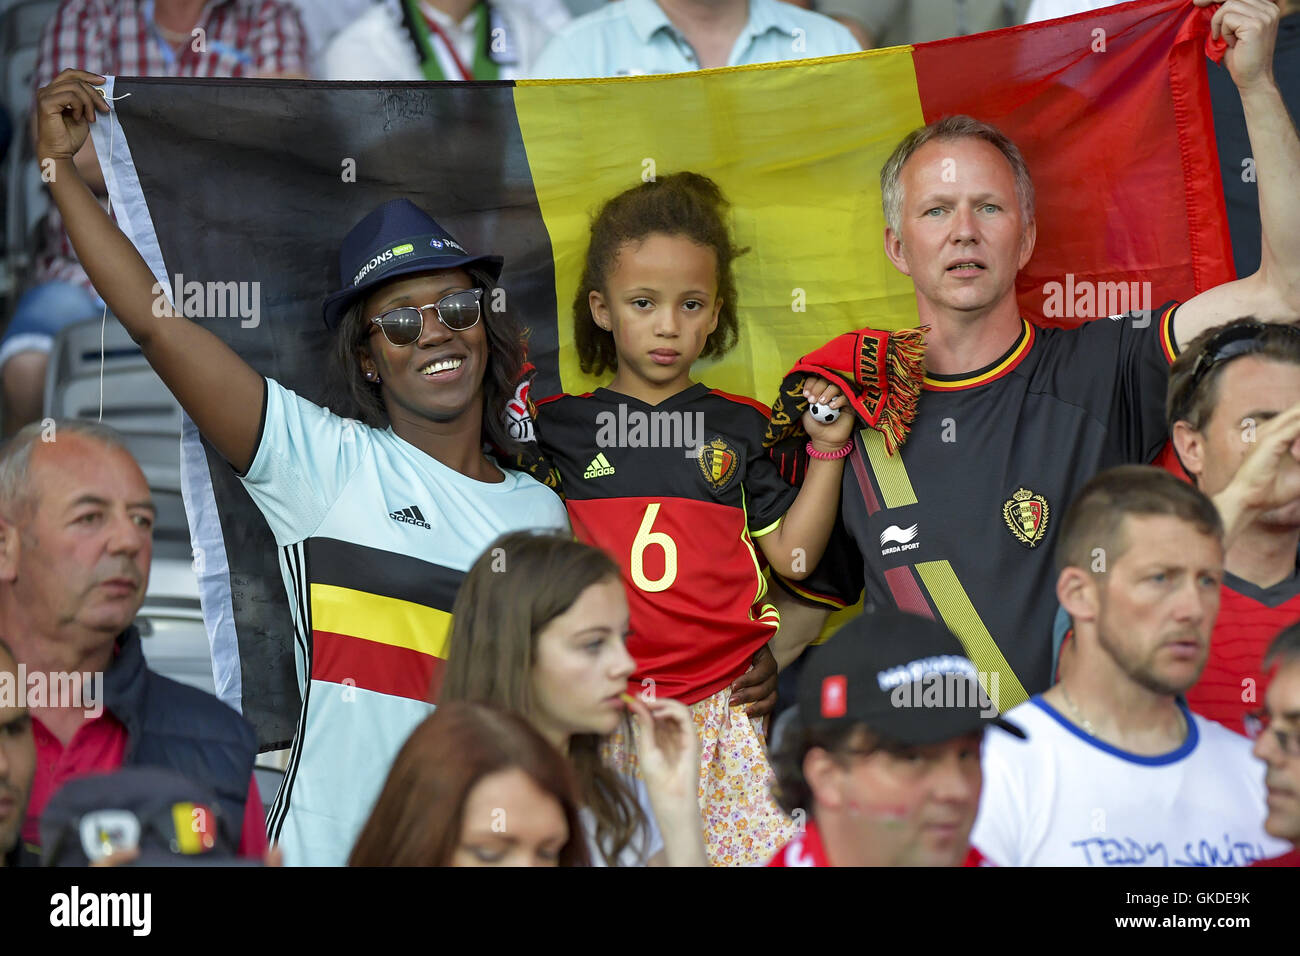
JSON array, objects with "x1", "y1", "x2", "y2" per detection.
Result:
[{"x1": 241, "y1": 378, "x2": 569, "y2": 866}]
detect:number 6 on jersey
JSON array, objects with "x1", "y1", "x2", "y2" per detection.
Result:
[{"x1": 631, "y1": 503, "x2": 678, "y2": 592}]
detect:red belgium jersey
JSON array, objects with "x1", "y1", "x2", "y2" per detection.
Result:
[
  {"x1": 528, "y1": 385, "x2": 797, "y2": 704},
  {"x1": 767, "y1": 820, "x2": 990, "y2": 866},
  {"x1": 1186, "y1": 571, "x2": 1300, "y2": 736},
  {"x1": 1251, "y1": 847, "x2": 1300, "y2": 867}
]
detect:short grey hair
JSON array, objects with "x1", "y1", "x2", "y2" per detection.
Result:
[
  {"x1": 0, "y1": 419, "x2": 131, "y2": 520},
  {"x1": 880, "y1": 115, "x2": 1036, "y2": 236}
]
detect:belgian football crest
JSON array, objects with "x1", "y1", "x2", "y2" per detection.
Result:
[
  {"x1": 1003, "y1": 487, "x2": 1049, "y2": 547},
  {"x1": 698, "y1": 437, "x2": 740, "y2": 493}
]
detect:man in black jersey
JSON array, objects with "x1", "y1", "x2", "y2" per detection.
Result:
[{"x1": 778, "y1": 0, "x2": 1300, "y2": 713}]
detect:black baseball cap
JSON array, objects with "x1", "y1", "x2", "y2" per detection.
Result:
[
  {"x1": 795, "y1": 609, "x2": 1025, "y2": 746},
  {"x1": 39, "y1": 767, "x2": 248, "y2": 866},
  {"x1": 321, "y1": 198, "x2": 504, "y2": 329}
]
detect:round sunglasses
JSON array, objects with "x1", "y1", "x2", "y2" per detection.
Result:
[{"x1": 368, "y1": 288, "x2": 484, "y2": 346}]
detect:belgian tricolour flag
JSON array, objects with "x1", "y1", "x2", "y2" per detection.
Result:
[{"x1": 95, "y1": 0, "x2": 1231, "y2": 747}]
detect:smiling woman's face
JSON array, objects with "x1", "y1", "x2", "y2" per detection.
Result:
[{"x1": 357, "y1": 268, "x2": 488, "y2": 427}]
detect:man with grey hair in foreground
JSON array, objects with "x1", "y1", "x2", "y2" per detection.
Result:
[
  {"x1": 772, "y1": 0, "x2": 1300, "y2": 717},
  {"x1": 0, "y1": 419, "x2": 265, "y2": 864}
]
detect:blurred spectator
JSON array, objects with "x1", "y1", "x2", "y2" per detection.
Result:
[
  {"x1": 0, "y1": 638, "x2": 36, "y2": 868},
  {"x1": 531, "y1": 0, "x2": 859, "y2": 79},
  {"x1": 1024, "y1": 0, "x2": 1119, "y2": 23},
  {"x1": 1210, "y1": 1, "x2": 1300, "y2": 278},
  {"x1": 973, "y1": 466, "x2": 1290, "y2": 866},
  {"x1": 1168, "y1": 320, "x2": 1300, "y2": 736},
  {"x1": 284, "y1": 0, "x2": 374, "y2": 64},
  {"x1": 319, "y1": 0, "x2": 562, "y2": 81},
  {"x1": 814, "y1": 0, "x2": 1029, "y2": 48},
  {"x1": 1250, "y1": 623, "x2": 1300, "y2": 866},
  {"x1": 779, "y1": 0, "x2": 870, "y2": 46},
  {"x1": 350, "y1": 701, "x2": 590, "y2": 866},
  {"x1": 767, "y1": 610, "x2": 1023, "y2": 867},
  {"x1": 442, "y1": 531, "x2": 708, "y2": 867},
  {"x1": 1, "y1": 0, "x2": 308, "y2": 436},
  {"x1": 531, "y1": 0, "x2": 584, "y2": 31},
  {"x1": 0, "y1": 420, "x2": 266, "y2": 866},
  {"x1": 559, "y1": 0, "x2": 603, "y2": 18}
]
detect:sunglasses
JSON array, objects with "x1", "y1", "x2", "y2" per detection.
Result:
[
  {"x1": 1176, "y1": 321, "x2": 1300, "y2": 421},
  {"x1": 368, "y1": 288, "x2": 484, "y2": 346}
]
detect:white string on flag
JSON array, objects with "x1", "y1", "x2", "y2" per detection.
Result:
[{"x1": 95, "y1": 87, "x2": 132, "y2": 422}]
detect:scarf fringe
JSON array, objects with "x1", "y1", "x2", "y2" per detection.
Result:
[{"x1": 876, "y1": 327, "x2": 926, "y2": 455}]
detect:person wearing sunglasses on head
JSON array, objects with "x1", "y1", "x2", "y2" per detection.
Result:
[
  {"x1": 33, "y1": 69, "x2": 570, "y2": 867},
  {"x1": 1164, "y1": 319, "x2": 1300, "y2": 738},
  {"x1": 1249, "y1": 622, "x2": 1300, "y2": 866}
]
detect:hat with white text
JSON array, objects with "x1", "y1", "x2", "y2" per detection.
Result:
[
  {"x1": 795, "y1": 609, "x2": 1025, "y2": 746},
  {"x1": 39, "y1": 767, "x2": 246, "y2": 866},
  {"x1": 322, "y1": 198, "x2": 504, "y2": 329}
]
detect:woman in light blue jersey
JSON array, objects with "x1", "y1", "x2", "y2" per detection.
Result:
[{"x1": 35, "y1": 69, "x2": 571, "y2": 866}]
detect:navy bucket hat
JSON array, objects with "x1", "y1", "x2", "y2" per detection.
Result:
[{"x1": 321, "y1": 198, "x2": 504, "y2": 330}]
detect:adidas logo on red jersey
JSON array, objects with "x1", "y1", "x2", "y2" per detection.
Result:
[{"x1": 583, "y1": 453, "x2": 616, "y2": 479}]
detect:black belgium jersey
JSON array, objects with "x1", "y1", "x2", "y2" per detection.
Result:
[
  {"x1": 530, "y1": 384, "x2": 799, "y2": 704},
  {"x1": 785, "y1": 303, "x2": 1180, "y2": 711}
]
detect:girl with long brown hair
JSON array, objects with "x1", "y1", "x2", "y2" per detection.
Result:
[{"x1": 441, "y1": 531, "x2": 707, "y2": 866}]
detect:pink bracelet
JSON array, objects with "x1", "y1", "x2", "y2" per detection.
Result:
[{"x1": 806, "y1": 440, "x2": 852, "y2": 461}]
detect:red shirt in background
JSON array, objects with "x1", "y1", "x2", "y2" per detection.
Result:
[
  {"x1": 1251, "y1": 846, "x2": 1299, "y2": 866},
  {"x1": 1185, "y1": 572, "x2": 1300, "y2": 736},
  {"x1": 23, "y1": 711, "x2": 268, "y2": 859},
  {"x1": 766, "y1": 818, "x2": 990, "y2": 866}
]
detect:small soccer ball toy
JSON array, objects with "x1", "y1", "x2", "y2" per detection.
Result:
[{"x1": 807, "y1": 401, "x2": 841, "y2": 424}]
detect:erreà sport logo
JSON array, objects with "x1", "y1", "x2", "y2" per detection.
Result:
[
  {"x1": 879, "y1": 523, "x2": 919, "y2": 556},
  {"x1": 352, "y1": 242, "x2": 416, "y2": 287}
]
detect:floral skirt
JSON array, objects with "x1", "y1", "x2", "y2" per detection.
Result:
[{"x1": 604, "y1": 685, "x2": 797, "y2": 866}]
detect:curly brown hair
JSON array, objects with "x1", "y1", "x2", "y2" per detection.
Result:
[{"x1": 574, "y1": 171, "x2": 747, "y2": 377}]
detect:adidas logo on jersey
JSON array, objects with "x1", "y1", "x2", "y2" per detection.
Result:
[
  {"x1": 389, "y1": 505, "x2": 431, "y2": 530},
  {"x1": 583, "y1": 453, "x2": 616, "y2": 479}
]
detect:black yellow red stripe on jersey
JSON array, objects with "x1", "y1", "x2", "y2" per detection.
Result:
[{"x1": 779, "y1": 304, "x2": 1180, "y2": 712}]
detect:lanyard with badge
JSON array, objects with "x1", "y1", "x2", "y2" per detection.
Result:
[
  {"x1": 142, "y1": 0, "x2": 254, "y2": 70},
  {"x1": 402, "y1": 0, "x2": 515, "y2": 81}
]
